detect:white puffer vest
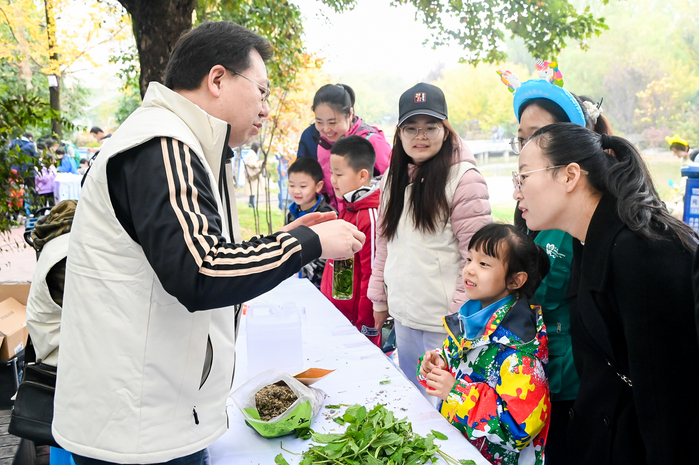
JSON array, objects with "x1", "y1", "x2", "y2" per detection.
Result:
[
  {"x1": 26, "y1": 233, "x2": 70, "y2": 367},
  {"x1": 384, "y1": 161, "x2": 476, "y2": 332},
  {"x1": 53, "y1": 83, "x2": 240, "y2": 463}
]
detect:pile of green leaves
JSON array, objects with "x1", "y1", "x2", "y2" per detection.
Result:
[{"x1": 275, "y1": 404, "x2": 476, "y2": 465}]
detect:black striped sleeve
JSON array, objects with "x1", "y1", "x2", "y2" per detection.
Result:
[{"x1": 107, "y1": 137, "x2": 321, "y2": 311}]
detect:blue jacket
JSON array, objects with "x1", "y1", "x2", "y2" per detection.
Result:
[{"x1": 58, "y1": 156, "x2": 78, "y2": 174}]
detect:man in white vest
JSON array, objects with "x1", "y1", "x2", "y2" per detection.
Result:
[{"x1": 53, "y1": 21, "x2": 364, "y2": 465}]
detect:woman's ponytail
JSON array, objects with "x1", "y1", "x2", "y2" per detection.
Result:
[{"x1": 602, "y1": 134, "x2": 697, "y2": 250}]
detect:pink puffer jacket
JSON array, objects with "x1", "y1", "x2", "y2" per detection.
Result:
[{"x1": 368, "y1": 141, "x2": 492, "y2": 320}]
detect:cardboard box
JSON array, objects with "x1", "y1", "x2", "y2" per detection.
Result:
[
  {"x1": 0, "y1": 297, "x2": 28, "y2": 361},
  {"x1": 0, "y1": 283, "x2": 30, "y2": 306}
]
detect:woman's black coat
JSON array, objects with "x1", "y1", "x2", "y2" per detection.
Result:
[{"x1": 566, "y1": 194, "x2": 699, "y2": 464}]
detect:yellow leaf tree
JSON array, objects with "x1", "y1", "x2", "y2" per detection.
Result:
[{"x1": 0, "y1": 0, "x2": 130, "y2": 134}]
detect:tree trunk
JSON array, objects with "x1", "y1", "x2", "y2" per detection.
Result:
[
  {"x1": 118, "y1": 0, "x2": 197, "y2": 99},
  {"x1": 45, "y1": 0, "x2": 61, "y2": 138}
]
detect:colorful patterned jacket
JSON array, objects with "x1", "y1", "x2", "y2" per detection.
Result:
[{"x1": 417, "y1": 295, "x2": 550, "y2": 465}]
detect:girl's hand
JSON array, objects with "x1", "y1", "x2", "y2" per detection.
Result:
[
  {"x1": 419, "y1": 351, "x2": 446, "y2": 377},
  {"x1": 425, "y1": 367, "x2": 457, "y2": 401},
  {"x1": 373, "y1": 310, "x2": 389, "y2": 332}
]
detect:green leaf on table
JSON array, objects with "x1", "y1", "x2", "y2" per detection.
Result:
[
  {"x1": 310, "y1": 431, "x2": 345, "y2": 443},
  {"x1": 294, "y1": 427, "x2": 312, "y2": 440},
  {"x1": 431, "y1": 429, "x2": 448, "y2": 440},
  {"x1": 379, "y1": 379, "x2": 391, "y2": 385},
  {"x1": 325, "y1": 404, "x2": 342, "y2": 409},
  {"x1": 273, "y1": 453, "x2": 289, "y2": 465},
  {"x1": 459, "y1": 461, "x2": 477, "y2": 465},
  {"x1": 373, "y1": 432, "x2": 402, "y2": 448}
]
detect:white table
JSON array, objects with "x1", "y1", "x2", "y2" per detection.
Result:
[
  {"x1": 209, "y1": 277, "x2": 489, "y2": 465},
  {"x1": 53, "y1": 173, "x2": 82, "y2": 202}
]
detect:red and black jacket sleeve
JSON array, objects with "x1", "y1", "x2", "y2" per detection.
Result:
[{"x1": 106, "y1": 137, "x2": 321, "y2": 311}]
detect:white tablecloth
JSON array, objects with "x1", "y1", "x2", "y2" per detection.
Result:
[
  {"x1": 53, "y1": 173, "x2": 82, "y2": 202},
  {"x1": 209, "y1": 277, "x2": 489, "y2": 465}
]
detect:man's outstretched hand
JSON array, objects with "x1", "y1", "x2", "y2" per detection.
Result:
[
  {"x1": 281, "y1": 210, "x2": 364, "y2": 260},
  {"x1": 280, "y1": 211, "x2": 338, "y2": 231}
]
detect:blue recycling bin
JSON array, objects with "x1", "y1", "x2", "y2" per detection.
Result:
[{"x1": 681, "y1": 164, "x2": 699, "y2": 233}]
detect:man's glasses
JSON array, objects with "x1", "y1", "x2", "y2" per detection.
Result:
[
  {"x1": 232, "y1": 71, "x2": 270, "y2": 102},
  {"x1": 400, "y1": 125, "x2": 443, "y2": 140}
]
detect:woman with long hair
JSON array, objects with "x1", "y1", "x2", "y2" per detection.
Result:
[
  {"x1": 368, "y1": 83, "x2": 491, "y2": 396},
  {"x1": 513, "y1": 122, "x2": 699, "y2": 464}
]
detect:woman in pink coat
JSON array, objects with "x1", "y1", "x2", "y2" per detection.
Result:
[
  {"x1": 312, "y1": 84, "x2": 391, "y2": 211},
  {"x1": 368, "y1": 83, "x2": 492, "y2": 398}
]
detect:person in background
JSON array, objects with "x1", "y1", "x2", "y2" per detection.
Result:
[
  {"x1": 368, "y1": 83, "x2": 492, "y2": 398},
  {"x1": 243, "y1": 141, "x2": 263, "y2": 208},
  {"x1": 26, "y1": 200, "x2": 77, "y2": 366},
  {"x1": 320, "y1": 136, "x2": 381, "y2": 345},
  {"x1": 499, "y1": 62, "x2": 612, "y2": 464},
  {"x1": 286, "y1": 157, "x2": 335, "y2": 289},
  {"x1": 90, "y1": 126, "x2": 112, "y2": 145},
  {"x1": 310, "y1": 84, "x2": 391, "y2": 211},
  {"x1": 666, "y1": 134, "x2": 699, "y2": 165},
  {"x1": 664, "y1": 134, "x2": 699, "y2": 219},
  {"x1": 418, "y1": 223, "x2": 551, "y2": 465},
  {"x1": 56, "y1": 147, "x2": 78, "y2": 174},
  {"x1": 77, "y1": 158, "x2": 89, "y2": 176},
  {"x1": 9, "y1": 132, "x2": 39, "y2": 214},
  {"x1": 514, "y1": 123, "x2": 699, "y2": 464},
  {"x1": 35, "y1": 154, "x2": 57, "y2": 208}
]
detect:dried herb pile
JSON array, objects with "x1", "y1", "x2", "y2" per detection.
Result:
[
  {"x1": 274, "y1": 404, "x2": 476, "y2": 465},
  {"x1": 255, "y1": 383, "x2": 298, "y2": 421}
]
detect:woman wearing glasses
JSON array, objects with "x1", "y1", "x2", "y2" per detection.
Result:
[
  {"x1": 309, "y1": 84, "x2": 391, "y2": 211},
  {"x1": 514, "y1": 123, "x2": 699, "y2": 464},
  {"x1": 368, "y1": 83, "x2": 491, "y2": 395},
  {"x1": 503, "y1": 74, "x2": 611, "y2": 464}
]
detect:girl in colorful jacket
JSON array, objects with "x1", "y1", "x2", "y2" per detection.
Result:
[
  {"x1": 418, "y1": 223, "x2": 551, "y2": 465},
  {"x1": 311, "y1": 84, "x2": 391, "y2": 212}
]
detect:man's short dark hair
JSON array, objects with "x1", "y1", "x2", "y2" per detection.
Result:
[
  {"x1": 90, "y1": 126, "x2": 102, "y2": 134},
  {"x1": 164, "y1": 21, "x2": 273, "y2": 91},
  {"x1": 22, "y1": 132, "x2": 34, "y2": 140},
  {"x1": 80, "y1": 158, "x2": 88, "y2": 164},
  {"x1": 288, "y1": 157, "x2": 324, "y2": 184},
  {"x1": 330, "y1": 136, "x2": 376, "y2": 174},
  {"x1": 56, "y1": 148, "x2": 66, "y2": 155}
]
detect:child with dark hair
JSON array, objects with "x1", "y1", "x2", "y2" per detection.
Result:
[
  {"x1": 320, "y1": 135, "x2": 382, "y2": 345},
  {"x1": 56, "y1": 147, "x2": 78, "y2": 174},
  {"x1": 418, "y1": 223, "x2": 551, "y2": 465},
  {"x1": 286, "y1": 157, "x2": 335, "y2": 289}
]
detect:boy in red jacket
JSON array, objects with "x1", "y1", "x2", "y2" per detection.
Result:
[{"x1": 320, "y1": 135, "x2": 382, "y2": 346}]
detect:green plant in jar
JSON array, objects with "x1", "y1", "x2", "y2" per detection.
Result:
[{"x1": 332, "y1": 257, "x2": 354, "y2": 300}]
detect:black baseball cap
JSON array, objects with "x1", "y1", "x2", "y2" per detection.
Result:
[{"x1": 398, "y1": 82, "x2": 448, "y2": 126}]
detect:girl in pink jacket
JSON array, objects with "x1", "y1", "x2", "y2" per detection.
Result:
[
  {"x1": 312, "y1": 84, "x2": 391, "y2": 211},
  {"x1": 368, "y1": 83, "x2": 492, "y2": 398}
]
